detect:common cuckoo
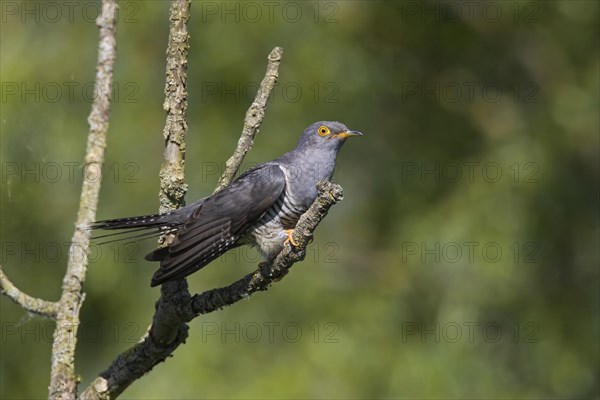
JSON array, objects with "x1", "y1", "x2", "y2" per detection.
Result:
[{"x1": 92, "y1": 121, "x2": 362, "y2": 286}]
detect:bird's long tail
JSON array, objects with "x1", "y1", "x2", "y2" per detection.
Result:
[{"x1": 89, "y1": 213, "x2": 180, "y2": 245}]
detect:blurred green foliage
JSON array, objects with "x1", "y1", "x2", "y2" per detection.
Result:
[{"x1": 1, "y1": 1, "x2": 598, "y2": 399}]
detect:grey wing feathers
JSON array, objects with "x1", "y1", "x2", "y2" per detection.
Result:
[{"x1": 149, "y1": 164, "x2": 286, "y2": 286}]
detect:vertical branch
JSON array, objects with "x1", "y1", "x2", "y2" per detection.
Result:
[
  {"x1": 49, "y1": 1, "x2": 118, "y2": 399},
  {"x1": 158, "y1": 0, "x2": 191, "y2": 217},
  {"x1": 153, "y1": 0, "x2": 192, "y2": 345}
]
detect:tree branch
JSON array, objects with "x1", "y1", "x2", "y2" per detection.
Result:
[
  {"x1": 150, "y1": 0, "x2": 194, "y2": 358},
  {"x1": 158, "y1": 0, "x2": 191, "y2": 216},
  {"x1": 213, "y1": 46, "x2": 283, "y2": 193},
  {"x1": 0, "y1": 266, "x2": 59, "y2": 318},
  {"x1": 49, "y1": 1, "x2": 118, "y2": 399}
]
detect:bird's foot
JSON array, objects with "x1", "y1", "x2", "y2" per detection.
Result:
[{"x1": 284, "y1": 229, "x2": 299, "y2": 247}]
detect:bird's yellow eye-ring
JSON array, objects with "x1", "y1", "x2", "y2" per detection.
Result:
[{"x1": 317, "y1": 125, "x2": 330, "y2": 136}]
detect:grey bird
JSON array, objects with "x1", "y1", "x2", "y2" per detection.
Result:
[{"x1": 92, "y1": 121, "x2": 362, "y2": 286}]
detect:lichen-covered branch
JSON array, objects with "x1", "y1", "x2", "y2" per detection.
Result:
[
  {"x1": 48, "y1": 1, "x2": 118, "y2": 399},
  {"x1": 151, "y1": 0, "x2": 192, "y2": 378},
  {"x1": 150, "y1": 0, "x2": 193, "y2": 374},
  {"x1": 158, "y1": 0, "x2": 191, "y2": 216},
  {"x1": 213, "y1": 46, "x2": 283, "y2": 193},
  {"x1": 0, "y1": 267, "x2": 59, "y2": 317}
]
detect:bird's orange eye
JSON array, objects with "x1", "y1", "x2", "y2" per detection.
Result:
[{"x1": 318, "y1": 126, "x2": 330, "y2": 136}]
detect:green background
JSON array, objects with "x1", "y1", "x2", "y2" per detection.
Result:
[{"x1": 1, "y1": 1, "x2": 598, "y2": 398}]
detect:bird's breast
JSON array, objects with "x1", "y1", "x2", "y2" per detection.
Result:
[{"x1": 245, "y1": 162, "x2": 333, "y2": 260}]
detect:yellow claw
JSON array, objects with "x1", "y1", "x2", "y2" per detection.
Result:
[{"x1": 284, "y1": 229, "x2": 299, "y2": 247}]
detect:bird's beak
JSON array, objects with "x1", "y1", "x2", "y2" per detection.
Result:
[{"x1": 336, "y1": 130, "x2": 363, "y2": 139}]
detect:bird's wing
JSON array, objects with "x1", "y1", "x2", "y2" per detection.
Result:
[{"x1": 149, "y1": 164, "x2": 286, "y2": 286}]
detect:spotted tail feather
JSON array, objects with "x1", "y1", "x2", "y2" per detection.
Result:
[
  {"x1": 91, "y1": 213, "x2": 173, "y2": 230},
  {"x1": 89, "y1": 212, "x2": 181, "y2": 245}
]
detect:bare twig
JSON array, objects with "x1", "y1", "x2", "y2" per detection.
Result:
[
  {"x1": 214, "y1": 46, "x2": 283, "y2": 193},
  {"x1": 48, "y1": 1, "x2": 118, "y2": 399},
  {"x1": 0, "y1": 267, "x2": 59, "y2": 317}
]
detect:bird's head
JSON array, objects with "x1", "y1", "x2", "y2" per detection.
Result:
[{"x1": 296, "y1": 121, "x2": 363, "y2": 152}]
